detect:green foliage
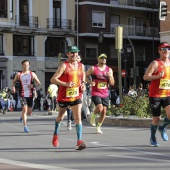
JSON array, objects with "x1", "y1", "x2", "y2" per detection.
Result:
[{"x1": 107, "y1": 95, "x2": 166, "y2": 118}]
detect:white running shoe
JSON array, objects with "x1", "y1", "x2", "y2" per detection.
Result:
[
  {"x1": 96, "y1": 126, "x2": 103, "y2": 134},
  {"x1": 67, "y1": 122, "x2": 72, "y2": 131},
  {"x1": 90, "y1": 113, "x2": 96, "y2": 127}
]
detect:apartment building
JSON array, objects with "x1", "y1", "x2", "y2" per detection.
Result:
[
  {"x1": 77, "y1": 0, "x2": 160, "y2": 87},
  {"x1": 0, "y1": 0, "x2": 76, "y2": 92},
  {"x1": 160, "y1": 0, "x2": 170, "y2": 42}
]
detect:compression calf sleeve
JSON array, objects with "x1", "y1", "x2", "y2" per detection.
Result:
[
  {"x1": 76, "y1": 124, "x2": 82, "y2": 140},
  {"x1": 161, "y1": 116, "x2": 170, "y2": 129},
  {"x1": 150, "y1": 124, "x2": 158, "y2": 138},
  {"x1": 54, "y1": 121, "x2": 61, "y2": 135}
]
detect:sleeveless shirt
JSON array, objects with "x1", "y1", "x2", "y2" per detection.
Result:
[
  {"x1": 18, "y1": 71, "x2": 34, "y2": 97},
  {"x1": 57, "y1": 61, "x2": 83, "y2": 102},
  {"x1": 149, "y1": 59, "x2": 170, "y2": 97},
  {"x1": 91, "y1": 65, "x2": 110, "y2": 98}
]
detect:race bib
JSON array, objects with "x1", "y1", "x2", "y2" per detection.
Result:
[
  {"x1": 159, "y1": 79, "x2": 170, "y2": 89},
  {"x1": 97, "y1": 82, "x2": 107, "y2": 89},
  {"x1": 66, "y1": 87, "x2": 79, "y2": 97}
]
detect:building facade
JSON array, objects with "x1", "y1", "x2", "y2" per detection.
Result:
[
  {"x1": 76, "y1": 0, "x2": 160, "y2": 88},
  {"x1": 160, "y1": 0, "x2": 170, "y2": 42},
  {"x1": 0, "y1": 0, "x2": 76, "y2": 92}
]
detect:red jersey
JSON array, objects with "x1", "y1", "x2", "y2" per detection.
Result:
[
  {"x1": 57, "y1": 61, "x2": 83, "y2": 102},
  {"x1": 91, "y1": 65, "x2": 110, "y2": 98},
  {"x1": 149, "y1": 59, "x2": 170, "y2": 97}
]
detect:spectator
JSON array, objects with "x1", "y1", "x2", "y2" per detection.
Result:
[
  {"x1": 47, "y1": 83, "x2": 58, "y2": 113},
  {"x1": 37, "y1": 88, "x2": 43, "y2": 110},
  {"x1": 12, "y1": 88, "x2": 19, "y2": 111},
  {"x1": 137, "y1": 83, "x2": 145, "y2": 97}
]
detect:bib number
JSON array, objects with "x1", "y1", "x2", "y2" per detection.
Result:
[
  {"x1": 66, "y1": 87, "x2": 79, "y2": 97},
  {"x1": 97, "y1": 82, "x2": 107, "y2": 89},
  {"x1": 159, "y1": 79, "x2": 170, "y2": 89}
]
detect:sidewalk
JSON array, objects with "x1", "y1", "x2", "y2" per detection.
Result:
[
  {"x1": 2, "y1": 110, "x2": 164, "y2": 128},
  {"x1": 86, "y1": 116, "x2": 164, "y2": 128}
]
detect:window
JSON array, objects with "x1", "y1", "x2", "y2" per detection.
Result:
[
  {"x1": 85, "y1": 44, "x2": 97, "y2": 59},
  {"x1": 110, "y1": 45, "x2": 117, "y2": 58},
  {"x1": 13, "y1": 35, "x2": 34, "y2": 56},
  {"x1": 53, "y1": 1, "x2": 61, "y2": 28},
  {"x1": 110, "y1": 15, "x2": 120, "y2": 32},
  {"x1": 136, "y1": 46, "x2": 145, "y2": 61},
  {"x1": 0, "y1": 0, "x2": 7, "y2": 18},
  {"x1": 92, "y1": 11, "x2": 105, "y2": 28},
  {"x1": 45, "y1": 37, "x2": 65, "y2": 57},
  {"x1": 0, "y1": 34, "x2": 3, "y2": 55},
  {"x1": 10, "y1": 0, "x2": 13, "y2": 19}
]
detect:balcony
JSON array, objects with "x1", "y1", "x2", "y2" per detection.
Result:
[
  {"x1": 47, "y1": 18, "x2": 72, "y2": 30},
  {"x1": 15, "y1": 15, "x2": 38, "y2": 28},
  {"x1": 111, "y1": 24, "x2": 159, "y2": 38},
  {"x1": 110, "y1": 0, "x2": 158, "y2": 9}
]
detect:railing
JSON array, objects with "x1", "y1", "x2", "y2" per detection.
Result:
[
  {"x1": 110, "y1": 24, "x2": 159, "y2": 37},
  {"x1": 110, "y1": 0, "x2": 159, "y2": 9},
  {"x1": 15, "y1": 15, "x2": 38, "y2": 28},
  {"x1": 47, "y1": 18, "x2": 72, "y2": 30}
]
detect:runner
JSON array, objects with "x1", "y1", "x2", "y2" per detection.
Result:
[
  {"x1": 12, "y1": 60, "x2": 41, "y2": 133},
  {"x1": 51, "y1": 46, "x2": 87, "y2": 150}
]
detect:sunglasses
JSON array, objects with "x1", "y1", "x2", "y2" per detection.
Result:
[
  {"x1": 99, "y1": 57, "x2": 107, "y2": 59},
  {"x1": 160, "y1": 48, "x2": 170, "y2": 51}
]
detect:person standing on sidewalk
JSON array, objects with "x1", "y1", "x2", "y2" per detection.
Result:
[
  {"x1": 143, "y1": 42, "x2": 170, "y2": 147},
  {"x1": 86, "y1": 53, "x2": 115, "y2": 134},
  {"x1": 47, "y1": 83, "x2": 58, "y2": 114},
  {"x1": 12, "y1": 60, "x2": 41, "y2": 133},
  {"x1": 51, "y1": 46, "x2": 87, "y2": 150}
]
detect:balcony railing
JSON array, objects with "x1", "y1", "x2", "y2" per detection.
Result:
[
  {"x1": 111, "y1": 24, "x2": 159, "y2": 37},
  {"x1": 110, "y1": 0, "x2": 159, "y2": 9},
  {"x1": 47, "y1": 18, "x2": 71, "y2": 30},
  {"x1": 15, "y1": 15, "x2": 38, "y2": 28}
]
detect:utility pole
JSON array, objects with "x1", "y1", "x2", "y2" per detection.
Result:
[{"x1": 115, "y1": 26, "x2": 123, "y2": 102}]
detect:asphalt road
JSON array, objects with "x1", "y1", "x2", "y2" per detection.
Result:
[{"x1": 0, "y1": 111, "x2": 170, "y2": 170}]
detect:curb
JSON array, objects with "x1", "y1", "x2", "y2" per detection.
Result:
[{"x1": 87, "y1": 116, "x2": 164, "y2": 128}]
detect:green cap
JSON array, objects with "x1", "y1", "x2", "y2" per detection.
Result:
[{"x1": 67, "y1": 46, "x2": 80, "y2": 53}]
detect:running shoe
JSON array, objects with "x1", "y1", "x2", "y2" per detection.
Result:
[
  {"x1": 150, "y1": 137, "x2": 159, "y2": 147},
  {"x1": 20, "y1": 117, "x2": 23, "y2": 123},
  {"x1": 75, "y1": 140, "x2": 87, "y2": 150},
  {"x1": 158, "y1": 126, "x2": 168, "y2": 141},
  {"x1": 24, "y1": 126, "x2": 30, "y2": 133},
  {"x1": 90, "y1": 113, "x2": 96, "y2": 127},
  {"x1": 52, "y1": 134, "x2": 59, "y2": 147},
  {"x1": 67, "y1": 122, "x2": 72, "y2": 131},
  {"x1": 96, "y1": 126, "x2": 103, "y2": 134}
]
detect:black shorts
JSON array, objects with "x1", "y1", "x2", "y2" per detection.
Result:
[
  {"x1": 92, "y1": 96, "x2": 109, "y2": 107},
  {"x1": 149, "y1": 97, "x2": 170, "y2": 116},
  {"x1": 58, "y1": 98, "x2": 82, "y2": 108},
  {"x1": 20, "y1": 97, "x2": 33, "y2": 108}
]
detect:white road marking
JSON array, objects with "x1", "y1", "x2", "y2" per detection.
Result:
[{"x1": 0, "y1": 158, "x2": 76, "y2": 170}]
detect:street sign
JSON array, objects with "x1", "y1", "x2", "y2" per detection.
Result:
[{"x1": 121, "y1": 69, "x2": 127, "y2": 78}]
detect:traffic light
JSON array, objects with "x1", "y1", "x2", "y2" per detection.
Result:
[
  {"x1": 130, "y1": 68, "x2": 134, "y2": 78},
  {"x1": 159, "y1": 1, "x2": 167, "y2": 21}
]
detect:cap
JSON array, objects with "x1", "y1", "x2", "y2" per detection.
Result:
[
  {"x1": 98, "y1": 53, "x2": 107, "y2": 59},
  {"x1": 158, "y1": 42, "x2": 170, "y2": 49},
  {"x1": 67, "y1": 46, "x2": 80, "y2": 53}
]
